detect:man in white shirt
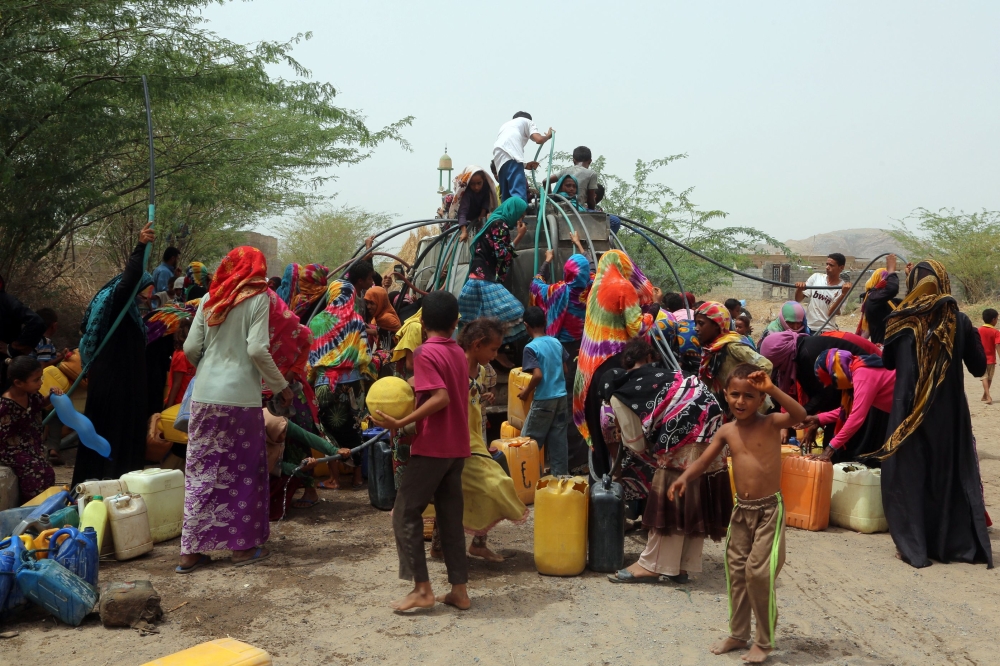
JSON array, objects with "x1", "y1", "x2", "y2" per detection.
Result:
[
  {"x1": 794, "y1": 253, "x2": 853, "y2": 333},
  {"x1": 492, "y1": 112, "x2": 553, "y2": 203}
]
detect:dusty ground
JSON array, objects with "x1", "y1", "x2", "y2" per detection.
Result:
[{"x1": 4, "y1": 337, "x2": 999, "y2": 664}]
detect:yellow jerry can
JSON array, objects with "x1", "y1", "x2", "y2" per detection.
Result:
[
  {"x1": 506, "y1": 367, "x2": 533, "y2": 429},
  {"x1": 534, "y1": 475, "x2": 589, "y2": 576},
  {"x1": 141, "y1": 638, "x2": 272, "y2": 666},
  {"x1": 492, "y1": 437, "x2": 539, "y2": 505}
]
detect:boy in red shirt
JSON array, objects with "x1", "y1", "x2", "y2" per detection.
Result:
[
  {"x1": 979, "y1": 309, "x2": 1000, "y2": 404},
  {"x1": 372, "y1": 290, "x2": 471, "y2": 611}
]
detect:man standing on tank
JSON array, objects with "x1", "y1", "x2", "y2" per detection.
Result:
[{"x1": 492, "y1": 112, "x2": 553, "y2": 203}]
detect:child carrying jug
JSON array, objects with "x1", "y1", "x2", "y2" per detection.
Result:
[{"x1": 668, "y1": 363, "x2": 806, "y2": 663}]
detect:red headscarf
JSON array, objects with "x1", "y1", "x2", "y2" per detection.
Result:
[{"x1": 204, "y1": 246, "x2": 268, "y2": 326}]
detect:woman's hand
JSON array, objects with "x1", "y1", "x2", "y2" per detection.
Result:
[
  {"x1": 278, "y1": 386, "x2": 293, "y2": 407},
  {"x1": 798, "y1": 415, "x2": 820, "y2": 429},
  {"x1": 544, "y1": 249, "x2": 554, "y2": 263},
  {"x1": 805, "y1": 447, "x2": 835, "y2": 462},
  {"x1": 481, "y1": 391, "x2": 495, "y2": 405},
  {"x1": 514, "y1": 219, "x2": 527, "y2": 243},
  {"x1": 337, "y1": 448, "x2": 352, "y2": 458},
  {"x1": 460, "y1": 227, "x2": 469, "y2": 243},
  {"x1": 301, "y1": 457, "x2": 317, "y2": 471},
  {"x1": 139, "y1": 221, "x2": 155, "y2": 245}
]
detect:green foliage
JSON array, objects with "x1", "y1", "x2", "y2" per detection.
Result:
[
  {"x1": 890, "y1": 208, "x2": 1000, "y2": 303},
  {"x1": 541, "y1": 152, "x2": 788, "y2": 294},
  {"x1": 276, "y1": 206, "x2": 393, "y2": 270},
  {"x1": 0, "y1": 0, "x2": 411, "y2": 292}
]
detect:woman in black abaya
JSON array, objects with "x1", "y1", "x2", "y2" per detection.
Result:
[
  {"x1": 71, "y1": 224, "x2": 155, "y2": 486},
  {"x1": 878, "y1": 260, "x2": 992, "y2": 568}
]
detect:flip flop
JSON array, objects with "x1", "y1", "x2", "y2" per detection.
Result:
[
  {"x1": 606, "y1": 569, "x2": 667, "y2": 584},
  {"x1": 317, "y1": 481, "x2": 339, "y2": 490},
  {"x1": 292, "y1": 498, "x2": 319, "y2": 509},
  {"x1": 232, "y1": 547, "x2": 271, "y2": 567},
  {"x1": 659, "y1": 573, "x2": 690, "y2": 584},
  {"x1": 175, "y1": 554, "x2": 212, "y2": 574}
]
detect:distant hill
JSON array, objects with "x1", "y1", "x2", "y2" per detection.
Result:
[{"x1": 781, "y1": 228, "x2": 905, "y2": 259}]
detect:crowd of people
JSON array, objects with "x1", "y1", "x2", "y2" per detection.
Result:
[{"x1": 0, "y1": 112, "x2": 993, "y2": 662}]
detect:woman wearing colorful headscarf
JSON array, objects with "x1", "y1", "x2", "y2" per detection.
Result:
[
  {"x1": 693, "y1": 302, "x2": 772, "y2": 413},
  {"x1": 71, "y1": 223, "x2": 157, "y2": 487},
  {"x1": 179, "y1": 246, "x2": 290, "y2": 571},
  {"x1": 878, "y1": 260, "x2": 990, "y2": 568},
  {"x1": 363, "y1": 285, "x2": 402, "y2": 350},
  {"x1": 185, "y1": 261, "x2": 211, "y2": 300},
  {"x1": 760, "y1": 329, "x2": 879, "y2": 444},
  {"x1": 309, "y1": 279, "x2": 371, "y2": 489},
  {"x1": 550, "y1": 174, "x2": 588, "y2": 211},
  {"x1": 276, "y1": 263, "x2": 300, "y2": 306},
  {"x1": 759, "y1": 301, "x2": 809, "y2": 345},
  {"x1": 529, "y1": 238, "x2": 592, "y2": 350},
  {"x1": 799, "y1": 349, "x2": 894, "y2": 464},
  {"x1": 856, "y1": 254, "x2": 900, "y2": 344},
  {"x1": 290, "y1": 263, "x2": 329, "y2": 323},
  {"x1": 573, "y1": 249, "x2": 655, "y2": 477},
  {"x1": 458, "y1": 197, "x2": 529, "y2": 343},
  {"x1": 447, "y1": 166, "x2": 498, "y2": 241}
]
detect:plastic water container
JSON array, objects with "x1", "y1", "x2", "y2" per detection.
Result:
[
  {"x1": 588, "y1": 475, "x2": 625, "y2": 573},
  {"x1": 159, "y1": 404, "x2": 188, "y2": 444},
  {"x1": 0, "y1": 534, "x2": 29, "y2": 612},
  {"x1": 46, "y1": 505, "x2": 79, "y2": 529},
  {"x1": 506, "y1": 367, "x2": 534, "y2": 429},
  {"x1": 0, "y1": 506, "x2": 33, "y2": 538},
  {"x1": 21, "y1": 485, "x2": 69, "y2": 507},
  {"x1": 80, "y1": 495, "x2": 109, "y2": 552},
  {"x1": 0, "y1": 465, "x2": 18, "y2": 511},
  {"x1": 120, "y1": 468, "x2": 184, "y2": 543},
  {"x1": 780, "y1": 456, "x2": 833, "y2": 531},
  {"x1": 75, "y1": 479, "x2": 125, "y2": 502},
  {"x1": 141, "y1": 638, "x2": 273, "y2": 665},
  {"x1": 12, "y1": 490, "x2": 71, "y2": 536},
  {"x1": 492, "y1": 437, "x2": 540, "y2": 505},
  {"x1": 489, "y1": 447, "x2": 510, "y2": 477},
  {"x1": 367, "y1": 435, "x2": 396, "y2": 511},
  {"x1": 16, "y1": 552, "x2": 98, "y2": 626},
  {"x1": 107, "y1": 493, "x2": 154, "y2": 560},
  {"x1": 534, "y1": 476, "x2": 589, "y2": 576},
  {"x1": 500, "y1": 421, "x2": 521, "y2": 439},
  {"x1": 830, "y1": 463, "x2": 888, "y2": 533},
  {"x1": 50, "y1": 526, "x2": 99, "y2": 586}
]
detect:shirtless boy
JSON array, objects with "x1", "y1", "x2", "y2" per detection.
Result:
[{"x1": 668, "y1": 363, "x2": 807, "y2": 663}]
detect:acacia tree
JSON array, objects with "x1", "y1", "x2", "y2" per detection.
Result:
[
  {"x1": 276, "y1": 206, "x2": 394, "y2": 271},
  {"x1": 542, "y1": 152, "x2": 787, "y2": 293},
  {"x1": 0, "y1": 0, "x2": 411, "y2": 292},
  {"x1": 890, "y1": 208, "x2": 1000, "y2": 302}
]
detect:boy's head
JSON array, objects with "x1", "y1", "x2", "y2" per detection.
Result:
[
  {"x1": 825, "y1": 253, "x2": 846, "y2": 281},
  {"x1": 660, "y1": 292, "x2": 684, "y2": 312},
  {"x1": 37, "y1": 307, "x2": 58, "y2": 336},
  {"x1": 725, "y1": 363, "x2": 767, "y2": 420},
  {"x1": 162, "y1": 246, "x2": 180, "y2": 267},
  {"x1": 173, "y1": 277, "x2": 186, "y2": 298},
  {"x1": 7, "y1": 355, "x2": 43, "y2": 393},
  {"x1": 421, "y1": 290, "x2": 459, "y2": 336},
  {"x1": 734, "y1": 314, "x2": 752, "y2": 337},
  {"x1": 594, "y1": 183, "x2": 605, "y2": 205},
  {"x1": 457, "y1": 317, "x2": 504, "y2": 363},
  {"x1": 346, "y1": 259, "x2": 375, "y2": 292},
  {"x1": 523, "y1": 306, "x2": 546, "y2": 336},
  {"x1": 175, "y1": 318, "x2": 192, "y2": 350},
  {"x1": 984, "y1": 308, "x2": 999, "y2": 326},
  {"x1": 724, "y1": 298, "x2": 742, "y2": 321},
  {"x1": 572, "y1": 146, "x2": 592, "y2": 167},
  {"x1": 512, "y1": 111, "x2": 532, "y2": 121},
  {"x1": 622, "y1": 337, "x2": 654, "y2": 369}
]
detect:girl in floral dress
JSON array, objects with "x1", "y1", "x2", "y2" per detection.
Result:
[{"x1": 0, "y1": 356, "x2": 56, "y2": 503}]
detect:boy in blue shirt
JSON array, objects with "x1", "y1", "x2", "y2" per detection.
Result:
[{"x1": 518, "y1": 306, "x2": 570, "y2": 475}]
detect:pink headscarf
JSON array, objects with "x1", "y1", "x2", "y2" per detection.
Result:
[{"x1": 759, "y1": 329, "x2": 804, "y2": 395}]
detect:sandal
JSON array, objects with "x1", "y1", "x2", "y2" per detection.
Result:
[
  {"x1": 175, "y1": 554, "x2": 212, "y2": 574},
  {"x1": 659, "y1": 573, "x2": 690, "y2": 584},
  {"x1": 607, "y1": 568, "x2": 667, "y2": 584},
  {"x1": 317, "y1": 480, "x2": 339, "y2": 490},
  {"x1": 232, "y1": 546, "x2": 271, "y2": 567},
  {"x1": 292, "y1": 498, "x2": 319, "y2": 509}
]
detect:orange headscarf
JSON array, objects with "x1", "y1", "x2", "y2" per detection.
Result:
[
  {"x1": 204, "y1": 246, "x2": 268, "y2": 326},
  {"x1": 364, "y1": 286, "x2": 401, "y2": 332}
]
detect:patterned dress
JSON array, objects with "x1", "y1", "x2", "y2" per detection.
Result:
[{"x1": 0, "y1": 393, "x2": 55, "y2": 503}]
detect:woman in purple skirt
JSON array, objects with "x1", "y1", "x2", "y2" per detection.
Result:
[{"x1": 177, "y1": 246, "x2": 292, "y2": 573}]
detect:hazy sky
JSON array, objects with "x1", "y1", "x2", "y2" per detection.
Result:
[{"x1": 201, "y1": 1, "x2": 1000, "y2": 243}]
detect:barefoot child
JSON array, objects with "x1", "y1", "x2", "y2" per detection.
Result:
[
  {"x1": 978, "y1": 309, "x2": 1000, "y2": 405},
  {"x1": 425, "y1": 317, "x2": 528, "y2": 562},
  {"x1": 668, "y1": 364, "x2": 807, "y2": 663},
  {"x1": 0, "y1": 356, "x2": 59, "y2": 503},
  {"x1": 372, "y1": 290, "x2": 471, "y2": 611}
]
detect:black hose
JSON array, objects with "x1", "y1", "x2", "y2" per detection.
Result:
[
  {"x1": 619, "y1": 222, "x2": 693, "y2": 320},
  {"x1": 617, "y1": 217, "x2": 844, "y2": 291}
]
